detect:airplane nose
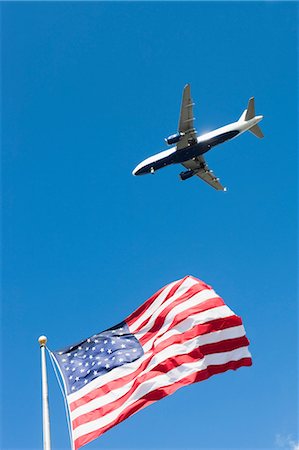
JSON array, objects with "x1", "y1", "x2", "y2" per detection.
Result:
[{"x1": 132, "y1": 165, "x2": 140, "y2": 176}]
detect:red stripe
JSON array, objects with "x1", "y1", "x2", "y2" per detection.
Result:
[
  {"x1": 74, "y1": 357, "x2": 252, "y2": 449},
  {"x1": 72, "y1": 335, "x2": 250, "y2": 429},
  {"x1": 69, "y1": 314, "x2": 238, "y2": 412},
  {"x1": 139, "y1": 295, "x2": 224, "y2": 346},
  {"x1": 125, "y1": 278, "x2": 185, "y2": 328}
]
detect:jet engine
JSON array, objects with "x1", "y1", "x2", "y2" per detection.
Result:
[
  {"x1": 179, "y1": 169, "x2": 197, "y2": 181},
  {"x1": 165, "y1": 132, "x2": 184, "y2": 145}
]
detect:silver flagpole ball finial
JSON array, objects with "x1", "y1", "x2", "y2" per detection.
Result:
[{"x1": 38, "y1": 335, "x2": 48, "y2": 347}]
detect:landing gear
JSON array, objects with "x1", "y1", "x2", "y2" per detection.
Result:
[
  {"x1": 188, "y1": 137, "x2": 197, "y2": 146},
  {"x1": 150, "y1": 167, "x2": 155, "y2": 174}
]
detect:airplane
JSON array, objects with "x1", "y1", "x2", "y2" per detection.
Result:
[{"x1": 132, "y1": 84, "x2": 264, "y2": 190}]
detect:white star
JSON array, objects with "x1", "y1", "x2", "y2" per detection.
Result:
[
  {"x1": 85, "y1": 362, "x2": 89, "y2": 367},
  {"x1": 84, "y1": 380, "x2": 88, "y2": 384},
  {"x1": 94, "y1": 339, "x2": 99, "y2": 343},
  {"x1": 80, "y1": 369, "x2": 85, "y2": 373},
  {"x1": 66, "y1": 367, "x2": 70, "y2": 371},
  {"x1": 92, "y1": 362, "x2": 95, "y2": 366},
  {"x1": 100, "y1": 348, "x2": 104, "y2": 352},
  {"x1": 87, "y1": 338, "x2": 91, "y2": 343},
  {"x1": 132, "y1": 349, "x2": 137, "y2": 352},
  {"x1": 67, "y1": 353, "x2": 71, "y2": 356},
  {"x1": 85, "y1": 347, "x2": 89, "y2": 351},
  {"x1": 97, "y1": 362, "x2": 101, "y2": 366},
  {"x1": 125, "y1": 353, "x2": 130, "y2": 356},
  {"x1": 74, "y1": 353, "x2": 78, "y2": 357},
  {"x1": 78, "y1": 346, "x2": 82, "y2": 350},
  {"x1": 69, "y1": 375, "x2": 73, "y2": 380},
  {"x1": 71, "y1": 386, "x2": 76, "y2": 391},
  {"x1": 105, "y1": 364, "x2": 110, "y2": 369},
  {"x1": 87, "y1": 369, "x2": 90, "y2": 374},
  {"x1": 121, "y1": 344, "x2": 126, "y2": 348},
  {"x1": 93, "y1": 370, "x2": 98, "y2": 375},
  {"x1": 120, "y1": 327, "x2": 123, "y2": 331},
  {"x1": 92, "y1": 347, "x2": 96, "y2": 351},
  {"x1": 89, "y1": 355, "x2": 93, "y2": 359},
  {"x1": 72, "y1": 368, "x2": 76, "y2": 372},
  {"x1": 119, "y1": 358, "x2": 123, "y2": 362},
  {"x1": 78, "y1": 362, "x2": 83, "y2": 366},
  {"x1": 107, "y1": 349, "x2": 112, "y2": 354},
  {"x1": 75, "y1": 376, "x2": 80, "y2": 381},
  {"x1": 104, "y1": 340, "x2": 108, "y2": 344},
  {"x1": 111, "y1": 340, "x2": 115, "y2": 345},
  {"x1": 62, "y1": 358, "x2": 66, "y2": 362},
  {"x1": 70, "y1": 360, "x2": 74, "y2": 364}
]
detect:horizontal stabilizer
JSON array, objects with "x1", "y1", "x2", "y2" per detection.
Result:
[{"x1": 249, "y1": 124, "x2": 264, "y2": 139}]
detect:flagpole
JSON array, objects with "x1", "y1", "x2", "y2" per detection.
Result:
[{"x1": 38, "y1": 335, "x2": 52, "y2": 450}]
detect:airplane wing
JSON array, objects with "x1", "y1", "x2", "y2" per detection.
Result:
[
  {"x1": 182, "y1": 156, "x2": 226, "y2": 191},
  {"x1": 177, "y1": 84, "x2": 197, "y2": 150}
]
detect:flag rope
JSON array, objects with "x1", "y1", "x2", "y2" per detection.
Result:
[{"x1": 47, "y1": 347, "x2": 74, "y2": 450}]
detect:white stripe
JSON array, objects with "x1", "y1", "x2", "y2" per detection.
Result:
[
  {"x1": 70, "y1": 324, "x2": 245, "y2": 420},
  {"x1": 154, "y1": 305, "x2": 236, "y2": 347},
  {"x1": 68, "y1": 304, "x2": 231, "y2": 403},
  {"x1": 140, "y1": 289, "x2": 220, "y2": 351},
  {"x1": 73, "y1": 346, "x2": 251, "y2": 440},
  {"x1": 130, "y1": 277, "x2": 198, "y2": 333}
]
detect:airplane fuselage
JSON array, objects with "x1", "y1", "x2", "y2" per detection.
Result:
[{"x1": 133, "y1": 115, "x2": 263, "y2": 176}]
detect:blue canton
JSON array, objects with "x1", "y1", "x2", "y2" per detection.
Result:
[{"x1": 53, "y1": 321, "x2": 143, "y2": 394}]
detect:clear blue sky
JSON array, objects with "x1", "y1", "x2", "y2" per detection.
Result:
[{"x1": 1, "y1": 2, "x2": 298, "y2": 450}]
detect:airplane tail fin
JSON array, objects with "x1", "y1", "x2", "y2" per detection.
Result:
[
  {"x1": 238, "y1": 97, "x2": 264, "y2": 138},
  {"x1": 238, "y1": 97, "x2": 255, "y2": 122},
  {"x1": 245, "y1": 97, "x2": 255, "y2": 121}
]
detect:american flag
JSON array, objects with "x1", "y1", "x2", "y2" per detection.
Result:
[{"x1": 52, "y1": 276, "x2": 252, "y2": 449}]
